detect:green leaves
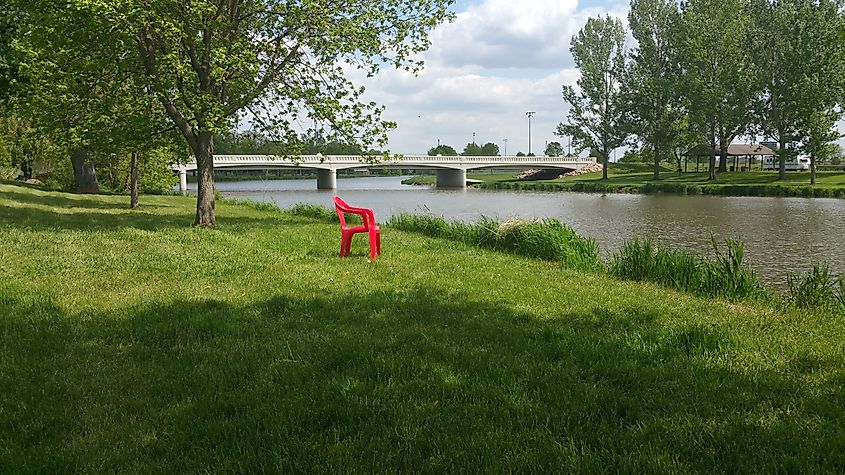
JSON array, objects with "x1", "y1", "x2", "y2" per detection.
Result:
[{"x1": 558, "y1": 15, "x2": 628, "y2": 179}]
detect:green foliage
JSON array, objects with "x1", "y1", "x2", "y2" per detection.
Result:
[
  {"x1": 786, "y1": 264, "x2": 845, "y2": 313},
  {"x1": 680, "y1": 0, "x2": 758, "y2": 179},
  {"x1": 461, "y1": 142, "x2": 499, "y2": 156},
  {"x1": 92, "y1": 148, "x2": 178, "y2": 194},
  {"x1": 558, "y1": 15, "x2": 629, "y2": 179},
  {"x1": 623, "y1": 0, "x2": 684, "y2": 178},
  {"x1": 14, "y1": 0, "x2": 454, "y2": 223},
  {"x1": 610, "y1": 237, "x2": 764, "y2": 301},
  {"x1": 544, "y1": 141, "x2": 564, "y2": 157},
  {"x1": 427, "y1": 144, "x2": 459, "y2": 156},
  {"x1": 388, "y1": 214, "x2": 601, "y2": 270}
]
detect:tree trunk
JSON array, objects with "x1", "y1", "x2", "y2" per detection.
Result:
[
  {"x1": 778, "y1": 136, "x2": 786, "y2": 180},
  {"x1": 653, "y1": 143, "x2": 661, "y2": 180},
  {"x1": 719, "y1": 148, "x2": 730, "y2": 177},
  {"x1": 70, "y1": 148, "x2": 100, "y2": 194},
  {"x1": 129, "y1": 150, "x2": 140, "y2": 209},
  {"x1": 602, "y1": 146, "x2": 609, "y2": 180},
  {"x1": 194, "y1": 132, "x2": 216, "y2": 226},
  {"x1": 708, "y1": 126, "x2": 717, "y2": 181},
  {"x1": 810, "y1": 154, "x2": 817, "y2": 185}
]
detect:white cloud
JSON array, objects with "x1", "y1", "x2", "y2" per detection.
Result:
[{"x1": 347, "y1": 0, "x2": 630, "y2": 154}]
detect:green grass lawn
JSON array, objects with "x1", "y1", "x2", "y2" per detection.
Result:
[{"x1": 1, "y1": 183, "x2": 844, "y2": 472}]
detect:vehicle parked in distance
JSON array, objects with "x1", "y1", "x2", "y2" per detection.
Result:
[{"x1": 762, "y1": 155, "x2": 811, "y2": 171}]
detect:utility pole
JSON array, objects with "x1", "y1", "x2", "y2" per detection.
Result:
[
  {"x1": 526, "y1": 111, "x2": 536, "y2": 155},
  {"x1": 503, "y1": 138, "x2": 508, "y2": 156}
]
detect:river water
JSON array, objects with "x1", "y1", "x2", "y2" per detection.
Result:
[{"x1": 201, "y1": 176, "x2": 844, "y2": 286}]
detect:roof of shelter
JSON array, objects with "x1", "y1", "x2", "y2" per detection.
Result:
[{"x1": 684, "y1": 144, "x2": 778, "y2": 156}]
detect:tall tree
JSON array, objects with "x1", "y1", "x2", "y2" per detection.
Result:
[
  {"x1": 15, "y1": 2, "x2": 178, "y2": 199},
  {"x1": 791, "y1": 0, "x2": 845, "y2": 185},
  {"x1": 123, "y1": 0, "x2": 452, "y2": 225},
  {"x1": 19, "y1": 0, "x2": 452, "y2": 224},
  {"x1": 623, "y1": 0, "x2": 682, "y2": 180},
  {"x1": 680, "y1": 0, "x2": 758, "y2": 180},
  {"x1": 558, "y1": 15, "x2": 629, "y2": 180},
  {"x1": 801, "y1": 109, "x2": 840, "y2": 185},
  {"x1": 749, "y1": 0, "x2": 843, "y2": 180}
]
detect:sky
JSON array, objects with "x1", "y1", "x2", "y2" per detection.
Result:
[{"x1": 348, "y1": 0, "x2": 630, "y2": 155}]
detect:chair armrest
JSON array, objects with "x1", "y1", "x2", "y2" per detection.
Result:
[{"x1": 344, "y1": 207, "x2": 377, "y2": 227}]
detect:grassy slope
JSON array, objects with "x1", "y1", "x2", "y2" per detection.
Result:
[{"x1": 1, "y1": 183, "x2": 844, "y2": 472}]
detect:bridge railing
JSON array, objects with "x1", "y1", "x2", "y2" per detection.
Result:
[{"x1": 203, "y1": 154, "x2": 596, "y2": 164}]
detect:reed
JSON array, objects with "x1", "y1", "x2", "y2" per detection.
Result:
[
  {"x1": 610, "y1": 237, "x2": 764, "y2": 301},
  {"x1": 786, "y1": 264, "x2": 845, "y2": 312}
]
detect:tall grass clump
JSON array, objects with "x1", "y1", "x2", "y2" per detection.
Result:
[
  {"x1": 218, "y1": 196, "x2": 283, "y2": 212},
  {"x1": 490, "y1": 218, "x2": 600, "y2": 269},
  {"x1": 611, "y1": 237, "x2": 764, "y2": 301},
  {"x1": 388, "y1": 214, "x2": 600, "y2": 270},
  {"x1": 786, "y1": 264, "x2": 845, "y2": 313},
  {"x1": 290, "y1": 203, "x2": 339, "y2": 222}
]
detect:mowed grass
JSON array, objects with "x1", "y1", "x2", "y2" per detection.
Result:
[{"x1": 1, "y1": 183, "x2": 844, "y2": 472}]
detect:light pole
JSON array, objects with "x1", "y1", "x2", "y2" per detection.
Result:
[
  {"x1": 503, "y1": 138, "x2": 508, "y2": 156},
  {"x1": 526, "y1": 111, "x2": 536, "y2": 155}
]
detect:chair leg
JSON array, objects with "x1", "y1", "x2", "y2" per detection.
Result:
[
  {"x1": 376, "y1": 232, "x2": 381, "y2": 255},
  {"x1": 369, "y1": 232, "x2": 377, "y2": 260},
  {"x1": 340, "y1": 234, "x2": 351, "y2": 257}
]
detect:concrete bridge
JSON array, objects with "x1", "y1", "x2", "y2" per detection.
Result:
[{"x1": 176, "y1": 154, "x2": 597, "y2": 191}]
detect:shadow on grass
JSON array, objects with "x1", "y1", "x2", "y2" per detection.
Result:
[
  {"x1": 1, "y1": 288, "x2": 843, "y2": 472},
  {"x1": 0, "y1": 188, "x2": 317, "y2": 231}
]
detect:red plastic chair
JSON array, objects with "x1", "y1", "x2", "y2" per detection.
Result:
[{"x1": 333, "y1": 196, "x2": 381, "y2": 260}]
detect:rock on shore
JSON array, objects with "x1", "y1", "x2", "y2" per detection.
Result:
[{"x1": 559, "y1": 163, "x2": 604, "y2": 178}]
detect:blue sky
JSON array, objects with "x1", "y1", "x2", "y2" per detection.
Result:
[{"x1": 352, "y1": 0, "x2": 630, "y2": 154}]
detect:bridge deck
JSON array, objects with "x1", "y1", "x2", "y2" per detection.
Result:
[{"x1": 177, "y1": 154, "x2": 596, "y2": 172}]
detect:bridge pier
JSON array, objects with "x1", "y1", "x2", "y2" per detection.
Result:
[
  {"x1": 317, "y1": 169, "x2": 337, "y2": 190},
  {"x1": 436, "y1": 169, "x2": 467, "y2": 188},
  {"x1": 178, "y1": 166, "x2": 188, "y2": 194}
]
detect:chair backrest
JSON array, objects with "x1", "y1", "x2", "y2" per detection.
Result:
[{"x1": 333, "y1": 196, "x2": 349, "y2": 228}]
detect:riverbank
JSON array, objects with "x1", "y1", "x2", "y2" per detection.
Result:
[
  {"x1": 404, "y1": 167, "x2": 845, "y2": 198},
  {"x1": 482, "y1": 169, "x2": 845, "y2": 198},
  {"x1": 1, "y1": 183, "x2": 844, "y2": 472}
]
